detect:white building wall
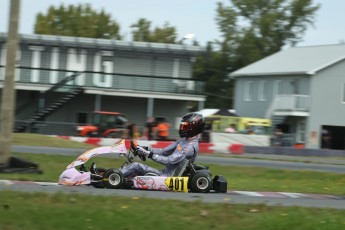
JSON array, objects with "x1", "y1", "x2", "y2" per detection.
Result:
[{"x1": 307, "y1": 60, "x2": 345, "y2": 148}]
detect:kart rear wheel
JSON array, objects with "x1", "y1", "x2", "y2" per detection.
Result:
[
  {"x1": 190, "y1": 172, "x2": 212, "y2": 193},
  {"x1": 103, "y1": 169, "x2": 123, "y2": 189}
]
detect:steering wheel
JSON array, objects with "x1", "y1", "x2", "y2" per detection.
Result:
[
  {"x1": 137, "y1": 151, "x2": 147, "y2": 162},
  {"x1": 130, "y1": 140, "x2": 146, "y2": 162}
]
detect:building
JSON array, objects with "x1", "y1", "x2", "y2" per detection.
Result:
[
  {"x1": 230, "y1": 44, "x2": 345, "y2": 150},
  {"x1": 0, "y1": 33, "x2": 206, "y2": 137}
]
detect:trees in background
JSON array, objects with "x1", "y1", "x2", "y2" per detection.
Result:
[
  {"x1": 216, "y1": 0, "x2": 320, "y2": 69},
  {"x1": 131, "y1": 18, "x2": 178, "y2": 44},
  {"x1": 193, "y1": 0, "x2": 319, "y2": 108},
  {"x1": 193, "y1": 42, "x2": 233, "y2": 108},
  {"x1": 34, "y1": 5, "x2": 178, "y2": 43},
  {"x1": 34, "y1": 4, "x2": 122, "y2": 40}
]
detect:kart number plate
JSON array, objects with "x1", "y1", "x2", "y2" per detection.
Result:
[{"x1": 165, "y1": 177, "x2": 188, "y2": 193}]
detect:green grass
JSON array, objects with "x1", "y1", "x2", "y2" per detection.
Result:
[{"x1": 0, "y1": 191, "x2": 344, "y2": 230}]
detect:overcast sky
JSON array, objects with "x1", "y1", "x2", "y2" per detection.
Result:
[{"x1": 0, "y1": 0, "x2": 344, "y2": 47}]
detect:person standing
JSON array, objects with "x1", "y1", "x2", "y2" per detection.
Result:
[
  {"x1": 145, "y1": 117, "x2": 156, "y2": 140},
  {"x1": 156, "y1": 119, "x2": 171, "y2": 141},
  {"x1": 126, "y1": 121, "x2": 137, "y2": 139},
  {"x1": 224, "y1": 124, "x2": 236, "y2": 133},
  {"x1": 321, "y1": 128, "x2": 332, "y2": 149},
  {"x1": 273, "y1": 128, "x2": 284, "y2": 146}
]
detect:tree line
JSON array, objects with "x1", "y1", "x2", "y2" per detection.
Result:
[{"x1": 34, "y1": 0, "x2": 320, "y2": 108}]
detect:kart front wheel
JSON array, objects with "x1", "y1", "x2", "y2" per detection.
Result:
[
  {"x1": 190, "y1": 172, "x2": 212, "y2": 193},
  {"x1": 103, "y1": 169, "x2": 123, "y2": 189}
]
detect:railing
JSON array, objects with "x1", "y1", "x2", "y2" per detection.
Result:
[
  {"x1": 46, "y1": 71, "x2": 82, "y2": 93},
  {"x1": 0, "y1": 66, "x2": 205, "y2": 95},
  {"x1": 265, "y1": 94, "x2": 310, "y2": 118}
]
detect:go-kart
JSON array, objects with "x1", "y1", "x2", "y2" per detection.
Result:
[{"x1": 58, "y1": 139, "x2": 227, "y2": 193}]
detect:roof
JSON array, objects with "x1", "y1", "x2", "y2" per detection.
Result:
[
  {"x1": 230, "y1": 44, "x2": 345, "y2": 77},
  {"x1": 213, "y1": 108, "x2": 237, "y2": 116},
  {"x1": 0, "y1": 32, "x2": 205, "y2": 55},
  {"x1": 94, "y1": 111, "x2": 122, "y2": 115}
]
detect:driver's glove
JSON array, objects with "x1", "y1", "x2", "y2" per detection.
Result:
[{"x1": 136, "y1": 146, "x2": 151, "y2": 157}]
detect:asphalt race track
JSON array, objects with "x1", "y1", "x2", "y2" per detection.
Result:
[
  {"x1": 0, "y1": 180, "x2": 344, "y2": 209},
  {"x1": 3, "y1": 145, "x2": 344, "y2": 209}
]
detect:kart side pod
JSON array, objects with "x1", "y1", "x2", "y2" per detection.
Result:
[
  {"x1": 212, "y1": 175, "x2": 227, "y2": 193},
  {"x1": 134, "y1": 176, "x2": 189, "y2": 193}
]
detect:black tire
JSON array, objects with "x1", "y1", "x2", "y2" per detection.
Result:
[
  {"x1": 91, "y1": 168, "x2": 107, "y2": 189},
  {"x1": 103, "y1": 169, "x2": 123, "y2": 189},
  {"x1": 189, "y1": 172, "x2": 212, "y2": 193},
  {"x1": 122, "y1": 178, "x2": 134, "y2": 189},
  {"x1": 195, "y1": 169, "x2": 212, "y2": 177},
  {"x1": 92, "y1": 181, "x2": 104, "y2": 188}
]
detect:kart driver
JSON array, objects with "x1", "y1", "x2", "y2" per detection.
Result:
[{"x1": 120, "y1": 112, "x2": 205, "y2": 177}]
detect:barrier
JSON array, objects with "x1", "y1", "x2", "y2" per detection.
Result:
[
  {"x1": 199, "y1": 142, "x2": 214, "y2": 154},
  {"x1": 228, "y1": 143, "x2": 244, "y2": 154},
  {"x1": 84, "y1": 137, "x2": 101, "y2": 146},
  {"x1": 294, "y1": 143, "x2": 305, "y2": 148}
]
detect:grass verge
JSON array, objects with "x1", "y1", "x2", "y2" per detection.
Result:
[{"x1": 0, "y1": 191, "x2": 344, "y2": 230}]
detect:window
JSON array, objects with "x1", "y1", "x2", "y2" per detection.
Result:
[
  {"x1": 244, "y1": 81, "x2": 253, "y2": 101},
  {"x1": 258, "y1": 81, "x2": 268, "y2": 101},
  {"x1": 274, "y1": 80, "x2": 282, "y2": 96}
]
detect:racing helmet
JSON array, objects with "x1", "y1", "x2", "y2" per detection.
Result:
[{"x1": 179, "y1": 112, "x2": 205, "y2": 138}]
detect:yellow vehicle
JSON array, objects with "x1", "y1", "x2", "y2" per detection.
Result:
[{"x1": 206, "y1": 115, "x2": 271, "y2": 135}]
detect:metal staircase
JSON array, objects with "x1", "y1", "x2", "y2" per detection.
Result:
[
  {"x1": 14, "y1": 72, "x2": 83, "y2": 132},
  {"x1": 271, "y1": 115, "x2": 286, "y2": 129}
]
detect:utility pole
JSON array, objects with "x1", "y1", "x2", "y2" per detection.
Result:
[{"x1": 0, "y1": 0, "x2": 20, "y2": 165}]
